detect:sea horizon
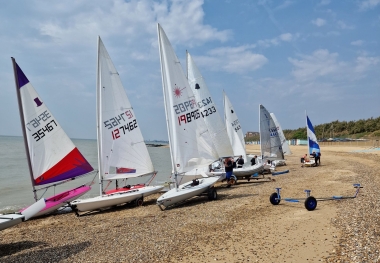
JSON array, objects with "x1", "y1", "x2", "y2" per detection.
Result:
[
  {"x1": 0, "y1": 136, "x2": 172, "y2": 213},
  {"x1": 0, "y1": 134, "x2": 169, "y2": 144}
]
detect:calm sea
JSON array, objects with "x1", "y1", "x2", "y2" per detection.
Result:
[{"x1": 0, "y1": 136, "x2": 172, "y2": 213}]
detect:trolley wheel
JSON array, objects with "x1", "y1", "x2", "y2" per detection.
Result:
[
  {"x1": 304, "y1": 196, "x2": 317, "y2": 211},
  {"x1": 134, "y1": 197, "x2": 144, "y2": 207},
  {"x1": 207, "y1": 187, "x2": 217, "y2": 201},
  {"x1": 270, "y1": 192, "x2": 280, "y2": 205}
]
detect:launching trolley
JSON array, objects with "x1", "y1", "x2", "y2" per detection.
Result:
[{"x1": 269, "y1": 183, "x2": 362, "y2": 211}]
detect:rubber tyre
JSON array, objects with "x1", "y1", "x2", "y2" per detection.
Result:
[
  {"x1": 270, "y1": 192, "x2": 280, "y2": 205},
  {"x1": 304, "y1": 196, "x2": 317, "y2": 211},
  {"x1": 208, "y1": 187, "x2": 217, "y2": 201},
  {"x1": 135, "y1": 197, "x2": 144, "y2": 207}
]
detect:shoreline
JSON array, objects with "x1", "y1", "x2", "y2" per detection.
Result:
[{"x1": 1, "y1": 145, "x2": 379, "y2": 262}]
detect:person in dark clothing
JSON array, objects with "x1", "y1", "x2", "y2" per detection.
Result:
[
  {"x1": 250, "y1": 155, "x2": 257, "y2": 166},
  {"x1": 236, "y1": 155, "x2": 244, "y2": 168},
  {"x1": 224, "y1": 157, "x2": 234, "y2": 188},
  {"x1": 315, "y1": 152, "x2": 321, "y2": 166}
]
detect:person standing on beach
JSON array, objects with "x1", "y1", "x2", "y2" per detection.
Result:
[
  {"x1": 224, "y1": 157, "x2": 234, "y2": 188},
  {"x1": 250, "y1": 155, "x2": 257, "y2": 166},
  {"x1": 315, "y1": 152, "x2": 321, "y2": 166},
  {"x1": 236, "y1": 155, "x2": 244, "y2": 168}
]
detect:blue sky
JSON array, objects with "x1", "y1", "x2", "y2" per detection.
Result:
[{"x1": 1, "y1": 0, "x2": 379, "y2": 140}]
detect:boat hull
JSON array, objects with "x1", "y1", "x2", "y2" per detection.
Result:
[
  {"x1": 232, "y1": 164, "x2": 265, "y2": 178},
  {"x1": 157, "y1": 177, "x2": 219, "y2": 208},
  {"x1": 303, "y1": 159, "x2": 316, "y2": 167},
  {"x1": 1, "y1": 198, "x2": 46, "y2": 231},
  {"x1": 0, "y1": 214, "x2": 24, "y2": 231},
  {"x1": 20, "y1": 185, "x2": 92, "y2": 218},
  {"x1": 70, "y1": 185, "x2": 164, "y2": 212}
]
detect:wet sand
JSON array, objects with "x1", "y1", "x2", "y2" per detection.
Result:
[{"x1": 1, "y1": 144, "x2": 379, "y2": 262}]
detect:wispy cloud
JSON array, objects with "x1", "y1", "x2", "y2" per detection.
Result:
[
  {"x1": 355, "y1": 55, "x2": 380, "y2": 72},
  {"x1": 311, "y1": 18, "x2": 327, "y2": 27},
  {"x1": 337, "y1": 20, "x2": 355, "y2": 30},
  {"x1": 275, "y1": 0, "x2": 295, "y2": 10},
  {"x1": 319, "y1": 0, "x2": 331, "y2": 6},
  {"x1": 288, "y1": 49, "x2": 380, "y2": 84},
  {"x1": 195, "y1": 45, "x2": 268, "y2": 74},
  {"x1": 359, "y1": 0, "x2": 380, "y2": 10},
  {"x1": 351, "y1": 40, "x2": 364, "y2": 46},
  {"x1": 257, "y1": 33, "x2": 297, "y2": 47},
  {"x1": 32, "y1": 0, "x2": 231, "y2": 49},
  {"x1": 288, "y1": 49, "x2": 346, "y2": 82},
  {"x1": 279, "y1": 33, "x2": 293, "y2": 41}
]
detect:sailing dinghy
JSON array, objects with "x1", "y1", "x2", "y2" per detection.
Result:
[
  {"x1": 303, "y1": 113, "x2": 320, "y2": 167},
  {"x1": 258, "y1": 104, "x2": 286, "y2": 172},
  {"x1": 11, "y1": 58, "x2": 94, "y2": 218},
  {"x1": 156, "y1": 24, "x2": 219, "y2": 210},
  {"x1": 180, "y1": 51, "x2": 234, "y2": 180},
  {"x1": 223, "y1": 92, "x2": 264, "y2": 180},
  {"x1": 69, "y1": 37, "x2": 163, "y2": 214}
]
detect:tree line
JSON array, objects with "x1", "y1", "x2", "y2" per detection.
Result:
[{"x1": 246, "y1": 116, "x2": 380, "y2": 141}]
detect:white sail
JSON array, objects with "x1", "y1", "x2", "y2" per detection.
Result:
[
  {"x1": 97, "y1": 37, "x2": 154, "y2": 180},
  {"x1": 259, "y1": 104, "x2": 284, "y2": 160},
  {"x1": 187, "y1": 52, "x2": 233, "y2": 158},
  {"x1": 223, "y1": 91, "x2": 247, "y2": 162},
  {"x1": 157, "y1": 24, "x2": 217, "y2": 174},
  {"x1": 270, "y1": 113, "x2": 292, "y2": 156},
  {"x1": 68, "y1": 37, "x2": 164, "y2": 213}
]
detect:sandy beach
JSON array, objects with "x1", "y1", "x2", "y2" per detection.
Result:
[{"x1": 1, "y1": 144, "x2": 379, "y2": 262}]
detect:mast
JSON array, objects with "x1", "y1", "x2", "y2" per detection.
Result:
[
  {"x1": 259, "y1": 104, "x2": 263, "y2": 160},
  {"x1": 186, "y1": 50, "x2": 188, "y2": 80},
  {"x1": 157, "y1": 24, "x2": 178, "y2": 189},
  {"x1": 96, "y1": 36, "x2": 104, "y2": 195},
  {"x1": 306, "y1": 110, "x2": 310, "y2": 155},
  {"x1": 11, "y1": 57, "x2": 38, "y2": 202}
]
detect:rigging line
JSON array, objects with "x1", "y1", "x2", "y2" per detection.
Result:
[
  {"x1": 145, "y1": 171, "x2": 158, "y2": 186},
  {"x1": 87, "y1": 170, "x2": 99, "y2": 186},
  {"x1": 37, "y1": 187, "x2": 49, "y2": 201},
  {"x1": 103, "y1": 180, "x2": 112, "y2": 192}
]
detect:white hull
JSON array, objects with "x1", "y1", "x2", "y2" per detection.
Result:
[
  {"x1": 71, "y1": 185, "x2": 164, "y2": 212},
  {"x1": 233, "y1": 164, "x2": 265, "y2": 178},
  {"x1": 1, "y1": 198, "x2": 45, "y2": 231},
  {"x1": 303, "y1": 159, "x2": 316, "y2": 167},
  {"x1": 0, "y1": 214, "x2": 24, "y2": 231},
  {"x1": 273, "y1": 160, "x2": 286, "y2": 166},
  {"x1": 157, "y1": 177, "x2": 219, "y2": 208}
]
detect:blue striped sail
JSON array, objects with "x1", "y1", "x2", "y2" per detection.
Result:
[{"x1": 306, "y1": 115, "x2": 320, "y2": 155}]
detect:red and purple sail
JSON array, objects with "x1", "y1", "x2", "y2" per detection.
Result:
[{"x1": 14, "y1": 61, "x2": 93, "y2": 186}]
